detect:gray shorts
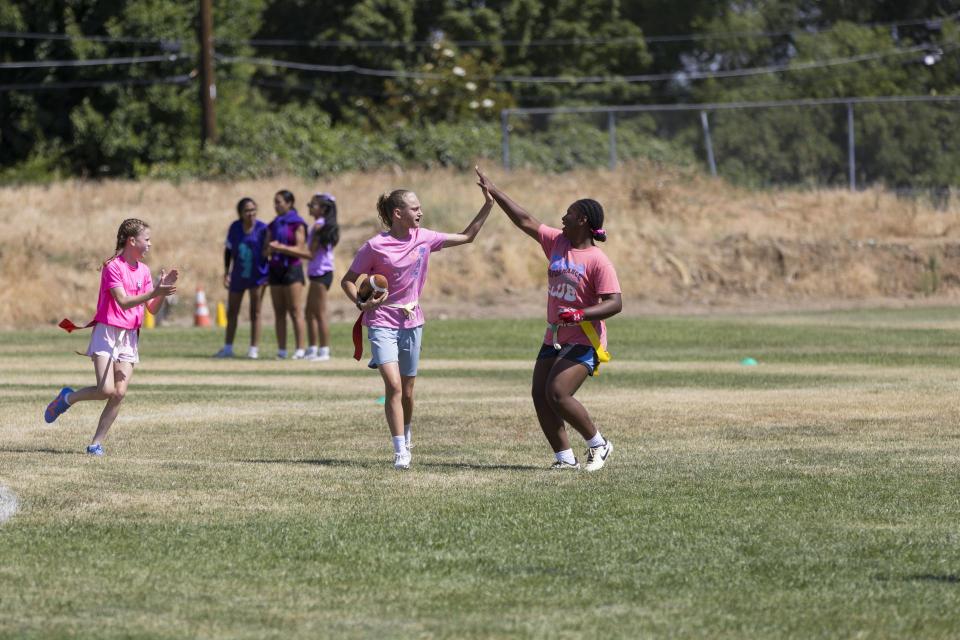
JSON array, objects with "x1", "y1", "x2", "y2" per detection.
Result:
[{"x1": 367, "y1": 326, "x2": 423, "y2": 376}]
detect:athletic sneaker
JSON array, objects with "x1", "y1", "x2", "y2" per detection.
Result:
[
  {"x1": 247, "y1": 346, "x2": 259, "y2": 360},
  {"x1": 394, "y1": 449, "x2": 412, "y2": 470},
  {"x1": 44, "y1": 387, "x2": 74, "y2": 424},
  {"x1": 550, "y1": 459, "x2": 580, "y2": 470},
  {"x1": 291, "y1": 349, "x2": 306, "y2": 360},
  {"x1": 308, "y1": 351, "x2": 330, "y2": 362},
  {"x1": 583, "y1": 439, "x2": 613, "y2": 472},
  {"x1": 212, "y1": 346, "x2": 234, "y2": 358},
  {"x1": 86, "y1": 443, "x2": 104, "y2": 456}
]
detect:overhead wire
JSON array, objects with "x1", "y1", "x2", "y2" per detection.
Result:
[
  {"x1": 0, "y1": 54, "x2": 183, "y2": 69},
  {"x1": 0, "y1": 74, "x2": 193, "y2": 92}
]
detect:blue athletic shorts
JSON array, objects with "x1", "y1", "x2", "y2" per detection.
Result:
[
  {"x1": 537, "y1": 342, "x2": 598, "y2": 376},
  {"x1": 368, "y1": 326, "x2": 423, "y2": 376}
]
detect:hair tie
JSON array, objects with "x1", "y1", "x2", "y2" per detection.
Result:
[
  {"x1": 592, "y1": 228, "x2": 607, "y2": 239},
  {"x1": 315, "y1": 192, "x2": 336, "y2": 202}
]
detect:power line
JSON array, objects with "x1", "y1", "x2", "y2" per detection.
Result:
[
  {"x1": 219, "y1": 44, "x2": 934, "y2": 86},
  {"x1": 0, "y1": 30, "x2": 183, "y2": 46},
  {"x1": 0, "y1": 54, "x2": 183, "y2": 70},
  {"x1": 0, "y1": 74, "x2": 193, "y2": 92}
]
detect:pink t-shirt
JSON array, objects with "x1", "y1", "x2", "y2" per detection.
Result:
[
  {"x1": 349, "y1": 228, "x2": 447, "y2": 329},
  {"x1": 538, "y1": 224, "x2": 620, "y2": 348},
  {"x1": 93, "y1": 255, "x2": 153, "y2": 330}
]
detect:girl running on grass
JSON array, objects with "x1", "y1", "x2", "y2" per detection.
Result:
[
  {"x1": 269, "y1": 192, "x2": 340, "y2": 361},
  {"x1": 214, "y1": 197, "x2": 269, "y2": 359},
  {"x1": 44, "y1": 218, "x2": 178, "y2": 456},
  {"x1": 341, "y1": 179, "x2": 493, "y2": 470},
  {"x1": 264, "y1": 190, "x2": 308, "y2": 359},
  {"x1": 475, "y1": 167, "x2": 622, "y2": 471}
]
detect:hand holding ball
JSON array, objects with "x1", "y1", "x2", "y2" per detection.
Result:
[{"x1": 357, "y1": 273, "x2": 388, "y2": 303}]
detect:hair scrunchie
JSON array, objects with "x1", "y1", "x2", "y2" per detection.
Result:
[{"x1": 592, "y1": 228, "x2": 607, "y2": 242}]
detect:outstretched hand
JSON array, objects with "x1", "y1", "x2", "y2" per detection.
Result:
[
  {"x1": 156, "y1": 268, "x2": 179, "y2": 297},
  {"x1": 475, "y1": 166, "x2": 495, "y2": 202}
]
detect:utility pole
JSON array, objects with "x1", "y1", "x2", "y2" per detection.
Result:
[{"x1": 199, "y1": 0, "x2": 217, "y2": 146}]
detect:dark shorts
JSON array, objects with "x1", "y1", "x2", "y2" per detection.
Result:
[
  {"x1": 228, "y1": 277, "x2": 267, "y2": 294},
  {"x1": 268, "y1": 263, "x2": 305, "y2": 286},
  {"x1": 308, "y1": 271, "x2": 333, "y2": 289},
  {"x1": 537, "y1": 343, "x2": 599, "y2": 376}
]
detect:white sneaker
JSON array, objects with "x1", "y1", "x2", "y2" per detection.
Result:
[
  {"x1": 394, "y1": 448, "x2": 411, "y2": 470},
  {"x1": 583, "y1": 439, "x2": 613, "y2": 472},
  {"x1": 291, "y1": 349, "x2": 306, "y2": 360},
  {"x1": 213, "y1": 346, "x2": 234, "y2": 358},
  {"x1": 550, "y1": 459, "x2": 580, "y2": 470},
  {"x1": 247, "y1": 346, "x2": 259, "y2": 359},
  {"x1": 304, "y1": 346, "x2": 318, "y2": 359},
  {"x1": 313, "y1": 351, "x2": 330, "y2": 362}
]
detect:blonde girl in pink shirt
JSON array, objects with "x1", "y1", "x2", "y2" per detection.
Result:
[
  {"x1": 341, "y1": 180, "x2": 493, "y2": 470},
  {"x1": 44, "y1": 219, "x2": 178, "y2": 456},
  {"x1": 476, "y1": 168, "x2": 622, "y2": 472}
]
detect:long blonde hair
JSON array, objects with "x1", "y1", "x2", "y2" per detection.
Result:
[{"x1": 102, "y1": 218, "x2": 149, "y2": 268}]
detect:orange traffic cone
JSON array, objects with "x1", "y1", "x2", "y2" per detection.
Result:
[{"x1": 194, "y1": 287, "x2": 211, "y2": 327}]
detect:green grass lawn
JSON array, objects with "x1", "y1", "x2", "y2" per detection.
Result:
[{"x1": 2, "y1": 310, "x2": 960, "y2": 638}]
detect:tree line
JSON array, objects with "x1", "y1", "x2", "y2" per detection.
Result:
[{"x1": 1, "y1": 0, "x2": 958, "y2": 187}]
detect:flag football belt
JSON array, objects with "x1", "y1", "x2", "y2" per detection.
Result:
[
  {"x1": 547, "y1": 320, "x2": 612, "y2": 375},
  {"x1": 352, "y1": 301, "x2": 419, "y2": 361}
]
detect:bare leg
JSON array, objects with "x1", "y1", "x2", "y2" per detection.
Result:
[
  {"x1": 378, "y1": 362, "x2": 404, "y2": 437},
  {"x1": 316, "y1": 283, "x2": 330, "y2": 348},
  {"x1": 401, "y1": 375, "x2": 416, "y2": 426},
  {"x1": 287, "y1": 281, "x2": 306, "y2": 351},
  {"x1": 544, "y1": 359, "x2": 596, "y2": 441},
  {"x1": 305, "y1": 281, "x2": 320, "y2": 347},
  {"x1": 225, "y1": 289, "x2": 245, "y2": 346},
  {"x1": 249, "y1": 285, "x2": 266, "y2": 347},
  {"x1": 67, "y1": 355, "x2": 117, "y2": 404},
  {"x1": 532, "y1": 356, "x2": 569, "y2": 453},
  {"x1": 270, "y1": 285, "x2": 287, "y2": 351},
  {"x1": 90, "y1": 361, "x2": 134, "y2": 445}
]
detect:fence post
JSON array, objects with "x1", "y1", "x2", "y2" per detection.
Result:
[
  {"x1": 847, "y1": 102, "x2": 856, "y2": 191},
  {"x1": 608, "y1": 111, "x2": 617, "y2": 169},
  {"x1": 501, "y1": 110, "x2": 511, "y2": 170},
  {"x1": 700, "y1": 110, "x2": 717, "y2": 176}
]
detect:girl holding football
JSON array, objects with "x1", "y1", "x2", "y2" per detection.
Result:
[{"x1": 340, "y1": 179, "x2": 494, "y2": 470}]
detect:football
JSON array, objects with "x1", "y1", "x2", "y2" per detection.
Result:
[{"x1": 357, "y1": 273, "x2": 388, "y2": 301}]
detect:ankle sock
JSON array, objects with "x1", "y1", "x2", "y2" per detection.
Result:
[
  {"x1": 586, "y1": 432, "x2": 605, "y2": 448},
  {"x1": 555, "y1": 448, "x2": 577, "y2": 465}
]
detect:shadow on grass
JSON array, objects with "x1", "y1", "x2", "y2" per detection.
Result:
[
  {"x1": 240, "y1": 458, "x2": 540, "y2": 471},
  {"x1": 875, "y1": 573, "x2": 960, "y2": 584},
  {"x1": 0, "y1": 447, "x2": 80, "y2": 455}
]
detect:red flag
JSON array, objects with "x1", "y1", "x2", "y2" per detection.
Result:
[
  {"x1": 59, "y1": 318, "x2": 95, "y2": 333},
  {"x1": 352, "y1": 313, "x2": 364, "y2": 361}
]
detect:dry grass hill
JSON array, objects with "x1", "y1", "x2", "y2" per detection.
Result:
[{"x1": 3, "y1": 163, "x2": 960, "y2": 329}]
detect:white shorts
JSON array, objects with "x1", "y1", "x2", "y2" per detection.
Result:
[{"x1": 86, "y1": 323, "x2": 140, "y2": 363}]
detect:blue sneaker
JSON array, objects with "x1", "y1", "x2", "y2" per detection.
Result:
[
  {"x1": 86, "y1": 443, "x2": 104, "y2": 456},
  {"x1": 44, "y1": 387, "x2": 74, "y2": 424}
]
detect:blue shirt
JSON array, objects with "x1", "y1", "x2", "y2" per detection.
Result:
[{"x1": 226, "y1": 220, "x2": 269, "y2": 291}]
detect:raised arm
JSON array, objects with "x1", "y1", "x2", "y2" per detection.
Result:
[
  {"x1": 109, "y1": 268, "x2": 178, "y2": 313},
  {"x1": 441, "y1": 182, "x2": 495, "y2": 248},
  {"x1": 475, "y1": 166, "x2": 542, "y2": 241}
]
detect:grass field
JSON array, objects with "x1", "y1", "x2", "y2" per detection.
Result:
[{"x1": 2, "y1": 309, "x2": 960, "y2": 638}]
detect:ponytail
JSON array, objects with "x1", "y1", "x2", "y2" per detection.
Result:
[
  {"x1": 101, "y1": 218, "x2": 149, "y2": 269},
  {"x1": 376, "y1": 189, "x2": 413, "y2": 228},
  {"x1": 573, "y1": 198, "x2": 606, "y2": 242}
]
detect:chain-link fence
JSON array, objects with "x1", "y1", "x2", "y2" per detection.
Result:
[{"x1": 500, "y1": 95, "x2": 960, "y2": 200}]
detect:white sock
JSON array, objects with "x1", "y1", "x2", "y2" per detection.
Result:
[
  {"x1": 586, "y1": 432, "x2": 605, "y2": 448},
  {"x1": 555, "y1": 448, "x2": 577, "y2": 465},
  {"x1": 392, "y1": 435, "x2": 406, "y2": 455},
  {"x1": 305, "y1": 345, "x2": 318, "y2": 357},
  {"x1": 404, "y1": 423, "x2": 412, "y2": 447}
]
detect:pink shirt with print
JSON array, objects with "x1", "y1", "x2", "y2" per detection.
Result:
[
  {"x1": 538, "y1": 224, "x2": 620, "y2": 349},
  {"x1": 93, "y1": 255, "x2": 153, "y2": 330},
  {"x1": 349, "y1": 228, "x2": 447, "y2": 329}
]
